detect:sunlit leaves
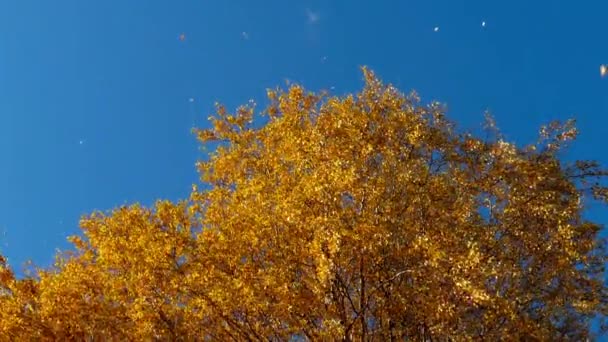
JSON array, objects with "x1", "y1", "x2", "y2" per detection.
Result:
[{"x1": 0, "y1": 69, "x2": 607, "y2": 340}]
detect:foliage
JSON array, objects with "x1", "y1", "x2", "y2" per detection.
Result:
[{"x1": 1, "y1": 69, "x2": 607, "y2": 340}]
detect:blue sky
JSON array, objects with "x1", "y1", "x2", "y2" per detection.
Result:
[{"x1": 0, "y1": 1, "x2": 607, "y2": 271}]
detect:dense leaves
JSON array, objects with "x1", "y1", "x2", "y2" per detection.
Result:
[{"x1": 1, "y1": 69, "x2": 607, "y2": 340}]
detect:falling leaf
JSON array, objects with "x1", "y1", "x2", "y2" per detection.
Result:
[{"x1": 306, "y1": 9, "x2": 320, "y2": 23}]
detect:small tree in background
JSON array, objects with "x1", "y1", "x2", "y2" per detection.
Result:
[{"x1": 1, "y1": 69, "x2": 607, "y2": 340}]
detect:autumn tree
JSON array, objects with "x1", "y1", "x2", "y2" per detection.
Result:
[{"x1": 1, "y1": 69, "x2": 607, "y2": 341}]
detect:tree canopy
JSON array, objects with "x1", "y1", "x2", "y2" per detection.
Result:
[{"x1": 1, "y1": 69, "x2": 607, "y2": 340}]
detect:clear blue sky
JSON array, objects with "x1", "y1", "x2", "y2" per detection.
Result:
[{"x1": 0, "y1": 1, "x2": 607, "y2": 271}]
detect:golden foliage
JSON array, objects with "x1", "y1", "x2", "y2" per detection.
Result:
[{"x1": 1, "y1": 68, "x2": 608, "y2": 340}]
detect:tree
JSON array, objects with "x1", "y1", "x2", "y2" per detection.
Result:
[{"x1": 1, "y1": 68, "x2": 607, "y2": 340}]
